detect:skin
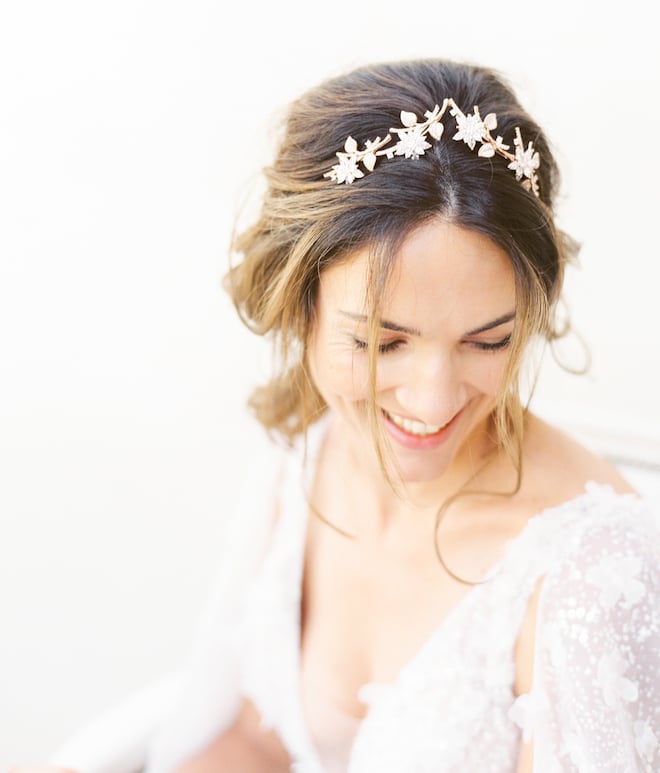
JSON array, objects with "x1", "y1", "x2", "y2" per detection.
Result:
[
  {"x1": 298, "y1": 218, "x2": 634, "y2": 771},
  {"x1": 174, "y1": 699, "x2": 291, "y2": 773},
  {"x1": 17, "y1": 220, "x2": 634, "y2": 773},
  {"x1": 307, "y1": 216, "x2": 519, "y2": 507}
]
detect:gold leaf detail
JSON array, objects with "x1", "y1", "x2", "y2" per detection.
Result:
[
  {"x1": 363, "y1": 152, "x2": 377, "y2": 171},
  {"x1": 428, "y1": 122, "x2": 444, "y2": 140},
  {"x1": 345, "y1": 136, "x2": 358, "y2": 153},
  {"x1": 400, "y1": 110, "x2": 418, "y2": 128}
]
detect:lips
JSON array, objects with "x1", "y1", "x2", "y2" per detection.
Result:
[
  {"x1": 383, "y1": 410, "x2": 448, "y2": 437},
  {"x1": 381, "y1": 407, "x2": 462, "y2": 450}
]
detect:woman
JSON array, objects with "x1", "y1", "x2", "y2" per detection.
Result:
[
  {"x1": 22, "y1": 58, "x2": 658, "y2": 773},
  {"x1": 143, "y1": 58, "x2": 659, "y2": 773}
]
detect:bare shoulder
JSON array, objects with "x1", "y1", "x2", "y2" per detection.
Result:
[{"x1": 521, "y1": 412, "x2": 637, "y2": 503}]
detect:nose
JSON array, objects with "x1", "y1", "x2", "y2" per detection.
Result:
[{"x1": 394, "y1": 351, "x2": 466, "y2": 425}]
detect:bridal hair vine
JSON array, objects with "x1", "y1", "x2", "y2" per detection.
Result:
[{"x1": 324, "y1": 97, "x2": 541, "y2": 197}]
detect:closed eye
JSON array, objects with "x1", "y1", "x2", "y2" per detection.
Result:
[
  {"x1": 468, "y1": 334, "x2": 512, "y2": 352},
  {"x1": 353, "y1": 337, "x2": 405, "y2": 354}
]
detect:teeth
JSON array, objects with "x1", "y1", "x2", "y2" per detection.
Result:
[{"x1": 385, "y1": 411, "x2": 446, "y2": 437}]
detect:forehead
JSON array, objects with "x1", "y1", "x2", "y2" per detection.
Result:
[{"x1": 317, "y1": 219, "x2": 516, "y2": 332}]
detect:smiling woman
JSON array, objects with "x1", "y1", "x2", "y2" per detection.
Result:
[
  {"x1": 42, "y1": 57, "x2": 659, "y2": 773},
  {"x1": 307, "y1": 220, "x2": 517, "y2": 489},
  {"x1": 135, "y1": 58, "x2": 660, "y2": 773}
]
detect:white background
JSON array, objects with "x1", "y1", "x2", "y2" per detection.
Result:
[{"x1": 1, "y1": 0, "x2": 659, "y2": 765}]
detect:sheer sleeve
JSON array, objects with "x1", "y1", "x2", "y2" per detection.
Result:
[
  {"x1": 144, "y1": 436, "x2": 285, "y2": 773},
  {"x1": 511, "y1": 489, "x2": 660, "y2": 772}
]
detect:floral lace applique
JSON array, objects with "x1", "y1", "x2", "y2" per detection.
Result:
[
  {"x1": 509, "y1": 492, "x2": 659, "y2": 773},
  {"x1": 147, "y1": 440, "x2": 660, "y2": 773}
]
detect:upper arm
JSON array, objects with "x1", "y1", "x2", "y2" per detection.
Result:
[
  {"x1": 515, "y1": 739, "x2": 534, "y2": 773},
  {"x1": 511, "y1": 498, "x2": 660, "y2": 772},
  {"x1": 146, "y1": 439, "x2": 286, "y2": 773},
  {"x1": 513, "y1": 576, "x2": 544, "y2": 773}
]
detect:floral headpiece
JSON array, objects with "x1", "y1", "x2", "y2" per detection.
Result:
[{"x1": 324, "y1": 97, "x2": 541, "y2": 197}]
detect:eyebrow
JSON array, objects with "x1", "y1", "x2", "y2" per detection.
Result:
[
  {"x1": 466, "y1": 311, "x2": 516, "y2": 336},
  {"x1": 339, "y1": 310, "x2": 516, "y2": 337},
  {"x1": 339, "y1": 311, "x2": 421, "y2": 335}
]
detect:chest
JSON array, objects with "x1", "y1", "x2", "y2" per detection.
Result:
[
  {"x1": 298, "y1": 510, "x2": 533, "y2": 723},
  {"x1": 236, "y1": 470, "x2": 568, "y2": 772}
]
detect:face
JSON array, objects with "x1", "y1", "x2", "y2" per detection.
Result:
[{"x1": 307, "y1": 218, "x2": 517, "y2": 485}]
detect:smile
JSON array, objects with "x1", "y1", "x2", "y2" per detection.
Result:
[{"x1": 383, "y1": 410, "x2": 450, "y2": 437}]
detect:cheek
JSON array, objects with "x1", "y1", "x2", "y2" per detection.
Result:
[
  {"x1": 464, "y1": 354, "x2": 510, "y2": 396},
  {"x1": 373, "y1": 352, "x2": 509, "y2": 397},
  {"x1": 308, "y1": 339, "x2": 370, "y2": 405}
]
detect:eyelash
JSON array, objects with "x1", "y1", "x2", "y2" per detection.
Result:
[
  {"x1": 352, "y1": 334, "x2": 512, "y2": 354},
  {"x1": 471, "y1": 334, "x2": 512, "y2": 352},
  {"x1": 353, "y1": 338, "x2": 404, "y2": 354}
]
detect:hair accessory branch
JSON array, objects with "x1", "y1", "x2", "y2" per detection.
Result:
[{"x1": 324, "y1": 97, "x2": 541, "y2": 196}]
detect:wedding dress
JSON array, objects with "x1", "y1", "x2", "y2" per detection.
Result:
[{"x1": 145, "y1": 419, "x2": 660, "y2": 773}]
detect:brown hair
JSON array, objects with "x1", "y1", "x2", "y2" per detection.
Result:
[{"x1": 226, "y1": 58, "x2": 576, "y2": 485}]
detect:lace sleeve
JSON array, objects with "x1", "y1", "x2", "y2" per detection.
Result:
[
  {"x1": 512, "y1": 491, "x2": 660, "y2": 773},
  {"x1": 144, "y1": 437, "x2": 285, "y2": 773}
]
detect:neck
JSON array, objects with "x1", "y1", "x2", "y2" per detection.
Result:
[{"x1": 316, "y1": 412, "x2": 508, "y2": 539}]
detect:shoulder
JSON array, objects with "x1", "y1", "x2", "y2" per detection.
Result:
[
  {"x1": 227, "y1": 416, "x2": 322, "y2": 514},
  {"x1": 519, "y1": 413, "x2": 637, "y2": 507},
  {"x1": 222, "y1": 415, "x2": 329, "y2": 551},
  {"x1": 512, "y1": 460, "x2": 659, "y2": 701},
  {"x1": 517, "y1": 471, "x2": 659, "y2": 597},
  {"x1": 515, "y1": 487, "x2": 660, "y2": 770},
  {"x1": 502, "y1": 412, "x2": 645, "y2": 548},
  {"x1": 202, "y1": 424, "x2": 293, "y2": 591},
  {"x1": 512, "y1": 484, "x2": 660, "y2": 764},
  {"x1": 541, "y1": 482, "x2": 659, "y2": 606},
  {"x1": 521, "y1": 480, "x2": 660, "y2": 677},
  {"x1": 519, "y1": 457, "x2": 659, "y2": 583}
]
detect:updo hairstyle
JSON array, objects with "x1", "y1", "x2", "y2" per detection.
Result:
[{"x1": 226, "y1": 58, "x2": 576, "y2": 475}]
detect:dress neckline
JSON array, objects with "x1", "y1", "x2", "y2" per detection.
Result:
[{"x1": 281, "y1": 416, "x2": 636, "y2": 771}]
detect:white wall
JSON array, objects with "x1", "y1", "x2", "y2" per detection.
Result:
[{"x1": 1, "y1": 0, "x2": 659, "y2": 765}]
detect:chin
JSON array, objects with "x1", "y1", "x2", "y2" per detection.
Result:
[{"x1": 381, "y1": 448, "x2": 454, "y2": 485}]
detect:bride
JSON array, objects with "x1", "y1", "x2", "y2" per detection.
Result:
[
  {"x1": 154, "y1": 59, "x2": 658, "y2": 773},
  {"x1": 17, "y1": 58, "x2": 660, "y2": 773}
]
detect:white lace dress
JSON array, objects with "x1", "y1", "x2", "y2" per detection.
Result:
[{"x1": 145, "y1": 423, "x2": 660, "y2": 773}]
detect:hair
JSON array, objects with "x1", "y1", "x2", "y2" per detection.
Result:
[{"x1": 226, "y1": 58, "x2": 577, "y2": 530}]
